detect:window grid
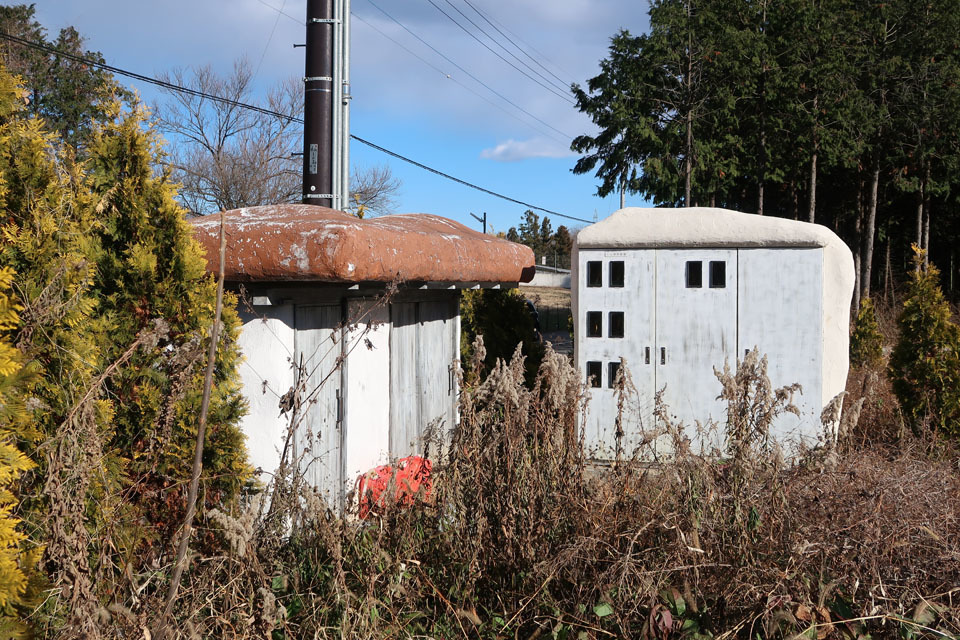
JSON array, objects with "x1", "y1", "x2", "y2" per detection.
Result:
[
  {"x1": 685, "y1": 261, "x2": 703, "y2": 288},
  {"x1": 586, "y1": 261, "x2": 602, "y2": 287},
  {"x1": 586, "y1": 361, "x2": 602, "y2": 388},
  {"x1": 609, "y1": 311, "x2": 624, "y2": 338},
  {"x1": 609, "y1": 261, "x2": 624, "y2": 288},
  {"x1": 586, "y1": 311, "x2": 602, "y2": 337}
]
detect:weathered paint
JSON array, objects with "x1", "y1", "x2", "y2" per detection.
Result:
[
  {"x1": 738, "y1": 248, "x2": 823, "y2": 439},
  {"x1": 573, "y1": 207, "x2": 854, "y2": 456},
  {"x1": 656, "y1": 249, "x2": 738, "y2": 439},
  {"x1": 389, "y1": 297, "x2": 458, "y2": 458},
  {"x1": 389, "y1": 302, "x2": 419, "y2": 457},
  {"x1": 294, "y1": 305, "x2": 343, "y2": 502},
  {"x1": 342, "y1": 298, "x2": 391, "y2": 489},
  {"x1": 417, "y1": 299, "x2": 457, "y2": 441},
  {"x1": 577, "y1": 249, "x2": 654, "y2": 458},
  {"x1": 237, "y1": 305, "x2": 295, "y2": 477},
  {"x1": 190, "y1": 205, "x2": 536, "y2": 284}
]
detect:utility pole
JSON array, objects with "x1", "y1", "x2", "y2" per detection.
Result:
[
  {"x1": 469, "y1": 211, "x2": 487, "y2": 234},
  {"x1": 302, "y1": 0, "x2": 351, "y2": 209}
]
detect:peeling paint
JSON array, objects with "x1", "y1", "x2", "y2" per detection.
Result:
[{"x1": 190, "y1": 204, "x2": 535, "y2": 283}]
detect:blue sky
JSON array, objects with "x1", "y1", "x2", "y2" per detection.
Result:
[{"x1": 35, "y1": 0, "x2": 650, "y2": 234}]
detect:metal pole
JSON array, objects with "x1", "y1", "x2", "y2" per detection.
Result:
[
  {"x1": 469, "y1": 211, "x2": 487, "y2": 234},
  {"x1": 303, "y1": 0, "x2": 334, "y2": 206},
  {"x1": 331, "y1": 0, "x2": 342, "y2": 209},
  {"x1": 341, "y1": 0, "x2": 351, "y2": 210}
]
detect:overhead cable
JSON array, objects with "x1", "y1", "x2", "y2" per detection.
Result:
[
  {"x1": 364, "y1": 0, "x2": 573, "y2": 140},
  {"x1": 439, "y1": 0, "x2": 570, "y2": 96},
  {"x1": 423, "y1": 0, "x2": 575, "y2": 105},
  {"x1": 459, "y1": 0, "x2": 574, "y2": 89},
  {"x1": 0, "y1": 30, "x2": 591, "y2": 224},
  {"x1": 351, "y1": 12, "x2": 567, "y2": 143}
]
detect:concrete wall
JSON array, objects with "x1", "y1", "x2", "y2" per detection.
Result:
[
  {"x1": 575, "y1": 246, "x2": 830, "y2": 455},
  {"x1": 520, "y1": 270, "x2": 571, "y2": 289}
]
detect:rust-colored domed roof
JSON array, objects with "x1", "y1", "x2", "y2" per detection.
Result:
[{"x1": 190, "y1": 204, "x2": 535, "y2": 284}]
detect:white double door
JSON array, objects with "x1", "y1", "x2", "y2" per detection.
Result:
[
  {"x1": 589, "y1": 247, "x2": 823, "y2": 455},
  {"x1": 622, "y1": 249, "x2": 738, "y2": 440}
]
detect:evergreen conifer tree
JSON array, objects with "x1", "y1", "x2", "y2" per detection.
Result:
[
  {"x1": 850, "y1": 296, "x2": 884, "y2": 368},
  {"x1": 0, "y1": 67, "x2": 249, "y2": 632},
  {"x1": 889, "y1": 249, "x2": 960, "y2": 437}
]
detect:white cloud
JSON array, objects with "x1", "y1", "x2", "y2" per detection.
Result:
[{"x1": 480, "y1": 138, "x2": 574, "y2": 162}]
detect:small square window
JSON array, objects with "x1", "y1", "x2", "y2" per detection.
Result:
[
  {"x1": 586, "y1": 361, "x2": 602, "y2": 387},
  {"x1": 586, "y1": 311, "x2": 602, "y2": 337},
  {"x1": 609, "y1": 261, "x2": 624, "y2": 287},
  {"x1": 586, "y1": 261, "x2": 602, "y2": 287},
  {"x1": 607, "y1": 361, "x2": 621, "y2": 388},
  {"x1": 686, "y1": 261, "x2": 703, "y2": 288},
  {"x1": 609, "y1": 311, "x2": 624, "y2": 338},
  {"x1": 709, "y1": 261, "x2": 726, "y2": 288}
]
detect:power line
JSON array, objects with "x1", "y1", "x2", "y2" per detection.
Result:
[
  {"x1": 424, "y1": 0, "x2": 575, "y2": 105},
  {"x1": 238, "y1": 0, "x2": 575, "y2": 143},
  {"x1": 439, "y1": 0, "x2": 570, "y2": 96},
  {"x1": 0, "y1": 30, "x2": 591, "y2": 225},
  {"x1": 252, "y1": 0, "x2": 288, "y2": 82},
  {"x1": 350, "y1": 136, "x2": 591, "y2": 223},
  {"x1": 351, "y1": 12, "x2": 567, "y2": 144},
  {"x1": 252, "y1": 0, "x2": 302, "y2": 24},
  {"x1": 364, "y1": 0, "x2": 573, "y2": 140},
  {"x1": 460, "y1": 0, "x2": 574, "y2": 90}
]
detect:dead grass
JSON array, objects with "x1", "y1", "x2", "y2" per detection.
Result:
[
  {"x1": 520, "y1": 285, "x2": 571, "y2": 309},
  {"x1": 34, "y1": 307, "x2": 959, "y2": 639}
]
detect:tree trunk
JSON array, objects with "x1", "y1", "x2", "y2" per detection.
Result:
[
  {"x1": 620, "y1": 171, "x2": 626, "y2": 209},
  {"x1": 883, "y1": 240, "x2": 892, "y2": 304},
  {"x1": 791, "y1": 182, "x2": 799, "y2": 220},
  {"x1": 862, "y1": 159, "x2": 880, "y2": 300},
  {"x1": 922, "y1": 163, "x2": 931, "y2": 264},
  {"x1": 685, "y1": 100, "x2": 693, "y2": 206},
  {"x1": 915, "y1": 188, "x2": 923, "y2": 249},
  {"x1": 807, "y1": 92, "x2": 818, "y2": 223},
  {"x1": 757, "y1": 124, "x2": 765, "y2": 215},
  {"x1": 808, "y1": 150, "x2": 817, "y2": 223},
  {"x1": 682, "y1": 0, "x2": 694, "y2": 207},
  {"x1": 853, "y1": 180, "x2": 863, "y2": 312}
]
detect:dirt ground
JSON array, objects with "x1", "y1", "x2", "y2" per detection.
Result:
[{"x1": 521, "y1": 286, "x2": 571, "y2": 309}]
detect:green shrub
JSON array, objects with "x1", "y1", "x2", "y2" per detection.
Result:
[
  {"x1": 459, "y1": 288, "x2": 544, "y2": 385},
  {"x1": 889, "y1": 248, "x2": 960, "y2": 437},
  {"x1": 0, "y1": 68, "x2": 249, "y2": 634},
  {"x1": 850, "y1": 296, "x2": 884, "y2": 368}
]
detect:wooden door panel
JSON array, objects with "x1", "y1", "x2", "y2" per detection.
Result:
[{"x1": 294, "y1": 304, "x2": 343, "y2": 502}]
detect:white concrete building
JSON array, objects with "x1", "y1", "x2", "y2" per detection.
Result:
[
  {"x1": 192, "y1": 205, "x2": 534, "y2": 506},
  {"x1": 572, "y1": 207, "x2": 855, "y2": 457}
]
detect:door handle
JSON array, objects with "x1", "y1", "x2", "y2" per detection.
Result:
[
  {"x1": 660, "y1": 347, "x2": 666, "y2": 365},
  {"x1": 645, "y1": 347, "x2": 650, "y2": 364},
  {"x1": 335, "y1": 388, "x2": 343, "y2": 426}
]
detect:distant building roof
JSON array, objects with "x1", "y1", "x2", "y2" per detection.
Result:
[{"x1": 190, "y1": 204, "x2": 535, "y2": 284}]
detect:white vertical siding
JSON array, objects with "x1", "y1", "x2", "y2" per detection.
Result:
[
  {"x1": 738, "y1": 248, "x2": 823, "y2": 441},
  {"x1": 418, "y1": 300, "x2": 457, "y2": 443},
  {"x1": 237, "y1": 305, "x2": 295, "y2": 479},
  {"x1": 389, "y1": 302, "x2": 420, "y2": 457},
  {"x1": 294, "y1": 305, "x2": 343, "y2": 502},
  {"x1": 342, "y1": 299, "x2": 391, "y2": 487},
  {"x1": 389, "y1": 298, "x2": 458, "y2": 459}
]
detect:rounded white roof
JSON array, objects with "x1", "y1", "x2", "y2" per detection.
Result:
[{"x1": 576, "y1": 207, "x2": 843, "y2": 250}]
